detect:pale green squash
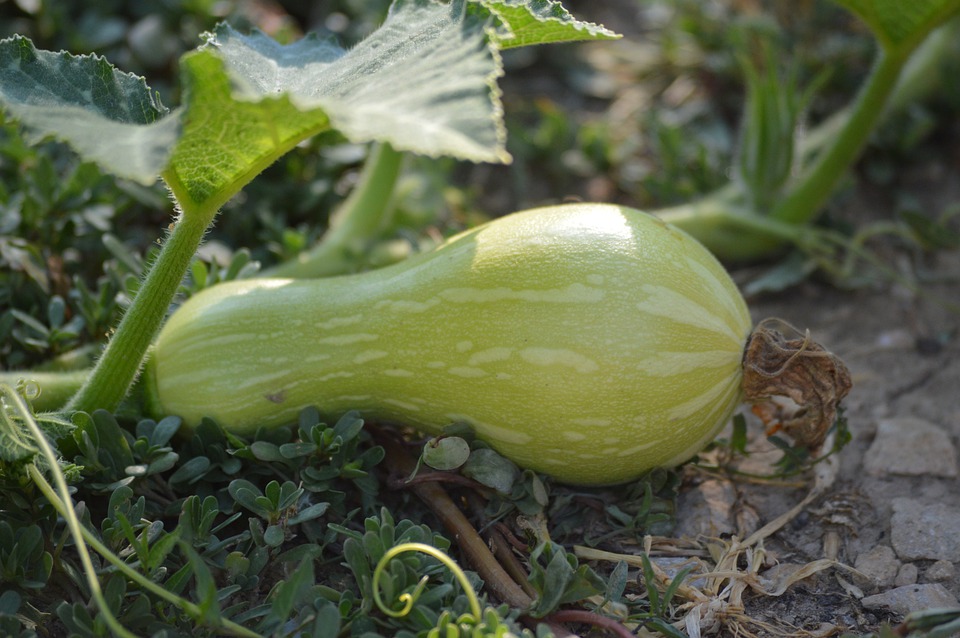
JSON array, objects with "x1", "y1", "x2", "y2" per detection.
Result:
[{"x1": 145, "y1": 203, "x2": 752, "y2": 485}]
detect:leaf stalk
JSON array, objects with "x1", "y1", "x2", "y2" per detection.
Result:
[
  {"x1": 770, "y1": 48, "x2": 905, "y2": 226},
  {"x1": 64, "y1": 207, "x2": 211, "y2": 414},
  {"x1": 266, "y1": 142, "x2": 405, "y2": 278}
]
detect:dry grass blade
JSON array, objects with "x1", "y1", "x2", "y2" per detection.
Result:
[{"x1": 575, "y1": 430, "x2": 847, "y2": 637}]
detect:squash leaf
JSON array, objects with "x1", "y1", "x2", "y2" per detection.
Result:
[
  {"x1": 0, "y1": 35, "x2": 179, "y2": 185},
  {"x1": 165, "y1": 0, "x2": 505, "y2": 212},
  {"x1": 833, "y1": 0, "x2": 960, "y2": 53},
  {"x1": 0, "y1": 0, "x2": 618, "y2": 211},
  {"x1": 477, "y1": 0, "x2": 621, "y2": 49}
]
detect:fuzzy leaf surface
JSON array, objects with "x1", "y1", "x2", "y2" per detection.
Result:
[
  {"x1": 0, "y1": 412, "x2": 36, "y2": 463},
  {"x1": 166, "y1": 0, "x2": 507, "y2": 212},
  {"x1": 0, "y1": 36, "x2": 179, "y2": 185}
]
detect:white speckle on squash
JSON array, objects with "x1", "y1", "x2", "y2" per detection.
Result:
[
  {"x1": 439, "y1": 282, "x2": 604, "y2": 304},
  {"x1": 448, "y1": 367, "x2": 487, "y2": 378},
  {"x1": 665, "y1": 374, "x2": 741, "y2": 421},
  {"x1": 446, "y1": 413, "x2": 533, "y2": 446},
  {"x1": 316, "y1": 371, "x2": 355, "y2": 382},
  {"x1": 684, "y1": 254, "x2": 750, "y2": 328},
  {"x1": 572, "y1": 418, "x2": 613, "y2": 428},
  {"x1": 316, "y1": 333, "x2": 379, "y2": 346},
  {"x1": 334, "y1": 394, "x2": 372, "y2": 403},
  {"x1": 635, "y1": 350, "x2": 738, "y2": 376},
  {"x1": 615, "y1": 440, "x2": 659, "y2": 457},
  {"x1": 383, "y1": 398, "x2": 421, "y2": 412},
  {"x1": 468, "y1": 347, "x2": 513, "y2": 365},
  {"x1": 314, "y1": 314, "x2": 363, "y2": 330},
  {"x1": 353, "y1": 350, "x2": 389, "y2": 364},
  {"x1": 375, "y1": 297, "x2": 441, "y2": 313},
  {"x1": 636, "y1": 283, "x2": 743, "y2": 343},
  {"x1": 236, "y1": 370, "x2": 289, "y2": 390},
  {"x1": 520, "y1": 347, "x2": 598, "y2": 374}
]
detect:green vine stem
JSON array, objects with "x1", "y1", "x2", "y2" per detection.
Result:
[
  {"x1": 372, "y1": 542, "x2": 483, "y2": 621},
  {"x1": 1, "y1": 387, "x2": 261, "y2": 638},
  {"x1": 27, "y1": 465, "x2": 262, "y2": 637},
  {"x1": 769, "y1": 48, "x2": 905, "y2": 225},
  {"x1": 64, "y1": 207, "x2": 212, "y2": 414},
  {"x1": 265, "y1": 142, "x2": 405, "y2": 278},
  {"x1": 1, "y1": 386, "x2": 134, "y2": 638},
  {"x1": 658, "y1": 17, "x2": 960, "y2": 261}
]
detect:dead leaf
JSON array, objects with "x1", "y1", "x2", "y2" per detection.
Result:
[{"x1": 742, "y1": 318, "x2": 852, "y2": 450}]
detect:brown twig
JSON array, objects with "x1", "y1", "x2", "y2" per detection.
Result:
[
  {"x1": 377, "y1": 431, "x2": 534, "y2": 609},
  {"x1": 465, "y1": 495, "x2": 539, "y2": 600}
]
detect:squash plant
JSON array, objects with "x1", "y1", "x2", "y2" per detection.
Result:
[
  {"x1": 1, "y1": 0, "x2": 957, "y2": 478},
  {"x1": 657, "y1": 0, "x2": 960, "y2": 265},
  {"x1": 0, "y1": 0, "x2": 955, "y2": 635},
  {"x1": 0, "y1": 0, "x2": 618, "y2": 416}
]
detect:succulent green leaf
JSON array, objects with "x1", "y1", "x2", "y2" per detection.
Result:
[
  {"x1": 477, "y1": 0, "x2": 621, "y2": 48},
  {"x1": 271, "y1": 558, "x2": 315, "y2": 620},
  {"x1": 833, "y1": 0, "x2": 960, "y2": 52},
  {"x1": 0, "y1": 35, "x2": 179, "y2": 185},
  {"x1": 422, "y1": 436, "x2": 471, "y2": 470},
  {"x1": 461, "y1": 447, "x2": 520, "y2": 493}
]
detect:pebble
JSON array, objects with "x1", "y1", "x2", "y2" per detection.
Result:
[
  {"x1": 895, "y1": 563, "x2": 918, "y2": 587},
  {"x1": 853, "y1": 546, "x2": 899, "y2": 589},
  {"x1": 674, "y1": 479, "x2": 736, "y2": 538},
  {"x1": 925, "y1": 560, "x2": 956, "y2": 583},
  {"x1": 890, "y1": 498, "x2": 960, "y2": 561},
  {"x1": 861, "y1": 584, "x2": 959, "y2": 615},
  {"x1": 863, "y1": 418, "x2": 958, "y2": 477}
]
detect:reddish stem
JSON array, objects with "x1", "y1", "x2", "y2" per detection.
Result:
[{"x1": 547, "y1": 609, "x2": 635, "y2": 638}]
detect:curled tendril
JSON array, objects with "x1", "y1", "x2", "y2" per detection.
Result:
[
  {"x1": 15, "y1": 379, "x2": 42, "y2": 401},
  {"x1": 372, "y1": 542, "x2": 483, "y2": 621}
]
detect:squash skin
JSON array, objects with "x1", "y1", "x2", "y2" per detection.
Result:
[{"x1": 146, "y1": 203, "x2": 752, "y2": 485}]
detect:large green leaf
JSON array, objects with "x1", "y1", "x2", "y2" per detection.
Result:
[
  {"x1": 478, "y1": 0, "x2": 620, "y2": 49},
  {"x1": 0, "y1": 36, "x2": 179, "y2": 185},
  {"x1": 834, "y1": 0, "x2": 960, "y2": 52},
  {"x1": 1, "y1": 0, "x2": 617, "y2": 208},
  {"x1": 165, "y1": 0, "x2": 506, "y2": 212},
  {"x1": 163, "y1": 49, "x2": 330, "y2": 211}
]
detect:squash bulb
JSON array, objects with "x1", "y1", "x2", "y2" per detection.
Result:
[{"x1": 146, "y1": 204, "x2": 753, "y2": 485}]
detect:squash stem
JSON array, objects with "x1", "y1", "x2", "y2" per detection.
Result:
[
  {"x1": 658, "y1": 17, "x2": 960, "y2": 261},
  {"x1": 656, "y1": 192, "x2": 804, "y2": 262},
  {"x1": 770, "y1": 48, "x2": 906, "y2": 226},
  {"x1": 265, "y1": 142, "x2": 405, "y2": 278},
  {"x1": 65, "y1": 208, "x2": 210, "y2": 414}
]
